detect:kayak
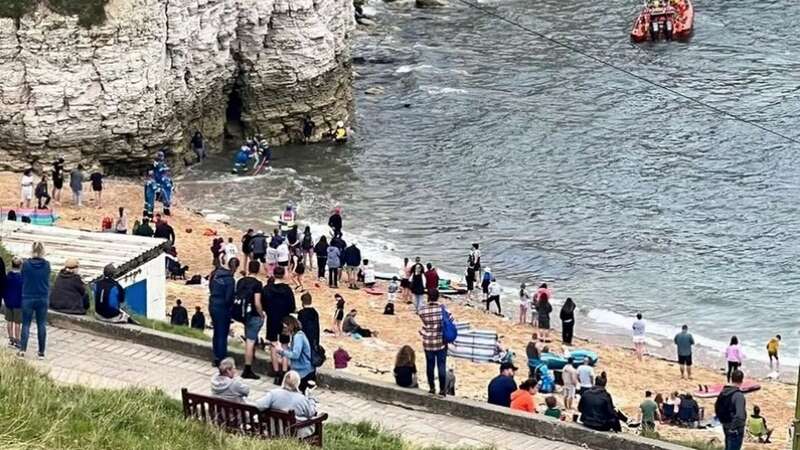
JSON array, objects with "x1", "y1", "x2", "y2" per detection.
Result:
[{"x1": 631, "y1": 0, "x2": 693, "y2": 42}]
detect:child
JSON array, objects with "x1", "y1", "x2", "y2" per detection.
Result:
[
  {"x1": 766, "y1": 335, "x2": 781, "y2": 372},
  {"x1": 518, "y1": 282, "x2": 530, "y2": 325},
  {"x1": 362, "y1": 259, "x2": 376, "y2": 288},
  {"x1": 333, "y1": 346, "x2": 351, "y2": 369},
  {"x1": 331, "y1": 294, "x2": 345, "y2": 336},
  {"x1": 3, "y1": 257, "x2": 24, "y2": 347},
  {"x1": 384, "y1": 276, "x2": 398, "y2": 315},
  {"x1": 544, "y1": 395, "x2": 562, "y2": 419},
  {"x1": 223, "y1": 237, "x2": 237, "y2": 265}
]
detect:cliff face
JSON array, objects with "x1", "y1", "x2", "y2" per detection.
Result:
[{"x1": 0, "y1": 0, "x2": 355, "y2": 174}]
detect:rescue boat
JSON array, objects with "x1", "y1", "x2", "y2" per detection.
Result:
[{"x1": 631, "y1": 0, "x2": 694, "y2": 42}]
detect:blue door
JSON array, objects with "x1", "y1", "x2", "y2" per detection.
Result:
[{"x1": 125, "y1": 280, "x2": 148, "y2": 317}]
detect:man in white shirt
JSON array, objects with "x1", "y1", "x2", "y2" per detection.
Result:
[
  {"x1": 562, "y1": 357, "x2": 579, "y2": 410},
  {"x1": 576, "y1": 357, "x2": 595, "y2": 396},
  {"x1": 222, "y1": 237, "x2": 238, "y2": 266},
  {"x1": 632, "y1": 313, "x2": 646, "y2": 362}
]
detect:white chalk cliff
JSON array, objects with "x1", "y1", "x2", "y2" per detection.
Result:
[{"x1": 0, "y1": 0, "x2": 355, "y2": 173}]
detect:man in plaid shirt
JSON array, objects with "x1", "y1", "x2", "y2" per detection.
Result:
[{"x1": 419, "y1": 290, "x2": 449, "y2": 396}]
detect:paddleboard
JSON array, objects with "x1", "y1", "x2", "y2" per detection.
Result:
[
  {"x1": 693, "y1": 381, "x2": 761, "y2": 399},
  {"x1": 364, "y1": 287, "x2": 384, "y2": 296}
]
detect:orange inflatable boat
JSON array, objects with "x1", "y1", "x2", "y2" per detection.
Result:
[{"x1": 631, "y1": 0, "x2": 694, "y2": 42}]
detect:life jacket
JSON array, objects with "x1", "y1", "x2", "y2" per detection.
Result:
[
  {"x1": 281, "y1": 210, "x2": 295, "y2": 222},
  {"x1": 334, "y1": 127, "x2": 347, "y2": 140}
]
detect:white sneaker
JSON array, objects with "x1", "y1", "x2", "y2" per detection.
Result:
[{"x1": 16, "y1": 351, "x2": 25, "y2": 358}]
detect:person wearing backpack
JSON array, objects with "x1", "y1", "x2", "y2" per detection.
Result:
[
  {"x1": 235, "y1": 261, "x2": 264, "y2": 379},
  {"x1": 716, "y1": 369, "x2": 747, "y2": 450},
  {"x1": 419, "y1": 290, "x2": 451, "y2": 397},
  {"x1": 209, "y1": 257, "x2": 239, "y2": 367}
]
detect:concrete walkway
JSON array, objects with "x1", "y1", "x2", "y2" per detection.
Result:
[{"x1": 5, "y1": 322, "x2": 586, "y2": 450}]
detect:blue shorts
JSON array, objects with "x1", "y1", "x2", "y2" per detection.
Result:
[{"x1": 245, "y1": 315, "x2": 264, "y2": 341}]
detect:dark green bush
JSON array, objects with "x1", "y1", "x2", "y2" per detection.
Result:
[
  {"x1": 0, "y1": 0, "x2": 108, "y2": 27},
  {"x1": 0, "y1": 0, "x2": 36, "y2": 20}
]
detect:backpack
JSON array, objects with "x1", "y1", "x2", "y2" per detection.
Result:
[
  {"x1": 714, "y1": 389, "x2": 736, "y2": 423},
  {"x1": 101, "y1": 216, "x2": 113, "y2": 230},
  {"x1": 312, "y1": 344, "x2": 326, "y2": 368},
  {"x1": 230, "y1": 294, "x2": 250, "y2": 323},
  {"x1": 383, "y1": 303, "x2": 395, "y2": 315},
  {"x1": 441, "y1": 305, "x2": 458, "y2": 344}
]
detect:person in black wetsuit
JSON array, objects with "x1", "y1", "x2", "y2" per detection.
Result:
[
  {"x1": 328, "y1": 207, "x2": 343, "y2": 237},
  {"x1": 302, "y1": 115, "x2": 315, "y2": 143}
]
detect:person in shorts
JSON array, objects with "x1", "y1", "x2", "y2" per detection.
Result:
[
  {"x1": 89, "y1": 167, "x2": 104, "y2": 208},
  {"x1": 237, "y1": 260, "x2": 264, "y2": 380},
  {"x1": 766, "y1": 335, "x2": 781, "y2": 372},
  {"x1": 331, "y1": 293, "x2": 345, "y2": 337},
  {"x1": 562, "y1": 356, "x2": 578, "y2": 410},
  {"x1": 632, "y1": 313, "x2": 646, "y2": 362},
  {"x1": 674, "y1": 324, "x2": 695, "y2": 379},
  {"x1": 3, "y1": 257, "x2": 24, "y2": 347}
]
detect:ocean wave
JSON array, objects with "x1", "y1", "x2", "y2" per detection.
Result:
[{"x1": 421, "y1": 86, "x2": 468, "y2": 95}]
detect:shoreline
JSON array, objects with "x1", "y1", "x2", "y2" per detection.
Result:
[{"x1": 0, "y1": 172, "x2": 794, "y2": 449}]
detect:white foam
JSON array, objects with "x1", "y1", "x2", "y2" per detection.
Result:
[{"x1": 421, "y1": 86, "x2": 468, "y2": 95}]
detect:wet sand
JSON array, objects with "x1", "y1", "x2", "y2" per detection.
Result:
[{"x1": 0, "y1": 171, "x2": 794, "y2": 449}]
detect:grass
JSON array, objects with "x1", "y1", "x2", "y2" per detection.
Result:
[
  {"x1": 0, "y1": 351, "x2": 485, "y2": 449},
  {"x1": 0, "y1": 0, "x2": 108, "y2": 27},
  {"x1": 134, "y1": 314, "x2": 211, "y2": 342}
]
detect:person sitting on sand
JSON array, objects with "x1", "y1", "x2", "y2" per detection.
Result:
[
  {"x1": 488, "y1": 362, "x2": 518, "y2": 408},
  {"x1": 394, "y1": 345, "x2": 418, "y2": 388},
  {"x1": 342, "y1": 309, "x2": 375, "y2": 338},
  {"x1": 578, "y1": 376, "x2": 621, "y2": 432},
  {"x1": 677, "y1": 393, "x2": 700, "y2": 428},
  {"x1": 510, "y1": 378, "x2": 537, "y2": 413},
  {"x1": 210, "y1": 357, "x2": 250, "y2": 403},
  {"x1": 746, "y1": 405, "x2": 773, "y2": 443}
]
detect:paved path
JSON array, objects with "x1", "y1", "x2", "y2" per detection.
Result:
[{"x1": 5, "y1": 321, "x2": 586, "y2": 450}]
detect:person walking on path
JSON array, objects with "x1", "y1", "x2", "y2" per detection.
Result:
[
  {"x1": 725, "y1": 336, "x2": 744, "y2": 383},
  {"x1": 69, "y1": 164, "x2": 85, "y2": 207},
  {"x1": 209, "y1": 257, "x2": 238, "y2": 367},
  {"x1": 716, "y1": 369, "x2": 747, "y2": 450},
  {"x1": 766, "y1": 335, "x2": 781, "y2": 372},
  {"x1": 632, "y1": 313, "x2": 646, "y2": 362},
  {"x1": 419, "y1": 291, "x2": 449, "y2": 396},
  {"x1": 19, "y1": 242, "x2": 51, "y2": 359},
  {"x1": 674, "y1": 324, "x2": 695, "y2": 379},
  {"x1": 560, "y1": 297, "x2": 576, "y2": 345}
]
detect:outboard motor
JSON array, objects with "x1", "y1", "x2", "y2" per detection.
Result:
[
  {"x1": 664, "y1": 19, "x2": 674, "y2": 40},
  {"x1": 649, "y1": 18, "x2": 660, "y2": 41}
]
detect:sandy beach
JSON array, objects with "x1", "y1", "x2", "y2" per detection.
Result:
[{"x1": 0, "y1": 171, "x2": 794, "y2": 449}]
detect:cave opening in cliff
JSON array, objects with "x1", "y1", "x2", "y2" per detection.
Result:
[{"x1": 225, "y1": 88, "x2": 244, "y2": 138}]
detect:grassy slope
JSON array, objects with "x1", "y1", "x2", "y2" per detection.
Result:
[{"x1": 0, "y1": 351, "x2": 481, "y2": 450}]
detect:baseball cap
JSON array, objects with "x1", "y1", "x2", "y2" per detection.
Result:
[{"x1": 499, "y1": 362, "x2": 518, "y2": 372}]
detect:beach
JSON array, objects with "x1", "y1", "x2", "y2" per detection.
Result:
[{"x1": 0, "y1": 171, "x2": 795, "y2": 449}]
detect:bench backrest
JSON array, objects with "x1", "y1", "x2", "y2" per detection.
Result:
[{"x1": 181, "y1": 388, "x2": 299, "y2": 438}]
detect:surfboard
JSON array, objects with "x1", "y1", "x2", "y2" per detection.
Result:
[
  {"x1": 693, "y1": 381, "x2": 761, "y2": 399},
  {"x1": 364, "y1": 287, "x2": 384, "y2": 296}
]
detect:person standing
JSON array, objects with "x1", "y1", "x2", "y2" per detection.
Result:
[
  {"x1": 716, "y1": 369, "x2": 747, "y2": 450},
  {"x1": 725, "y1": 336, "x2": 744, "y2": 383},
  {"x1": 52, "y1": 157, "x2": 65, "y2": 204},
  {"x1": 639, "y1": 391, "x2": 659, "y2": 432},
  {"x1": 20, "y1": 169, "x2": 34, "y2": 209},
  {"x1": 342, "y1": 242, "x2": 361, "y2": 289},
  {"x1": 766, "y1": 335, "x2": 781, "y2": 372},
  {"x1": 562, "y1": 357, "x2": 579, "y2": 410},
  {"x1": 297, "y1": 292, "x2": 320, "y2": 363},
  {"x1": 223, "y1": 238, "x2": 238, "y2": 266},
  {"x1": 19, "y1": 242, "x2": 51, "y2": 359},
  {"x1": 302, "y1": 115, "x2": 315, "y2": 143},
  {"x1": 3, "y1": 257, "x2": 23, "y2": 348},
  {"x1": 262, "y1": 267, "x2": 296, "y2": 384},
  {"x1": 236, "y1": 261, "x2": 264, "y2": 379},
  {"x1": 326, "y1": 243, "x2": 341, "y2": 288},
  {"x1": 419, "y1": 291, "x2": 449, "y2": 396},
  {"x1": 72, "y1": 165, "x2": 88, "y2": 208},
  {"x1": 410, "y1": 265, "x2": 426, "y2": 314},
  {"x1": 576, "y1": 357, "x2": 595, "y2": 396},
  {"x1": 632, "y1": 313, "x2": 646, "y2": 362},
  {"x1": 674, "y1": 324, "x2": 695, "y2": 379},
  {"x1": 301, "y1": 226, "x2": 314, "y2": 270},
  {"x1": 313, "y1": 236, "x2": 329, "y2": 280},
  {"x1": 469, "y1": 243, "x2": 482, "y2": 285},
  {"x1": 89, "y1": 167, "x2": 103, "y2": 208},
  {"x1": 518, "y1": 283, "x2": 530, "y2": 325},
  {"x1": 486, "y1": 278, "x2": 501, "y2": 314},
  {"x1": 240, "y1": 229, "x2": 254, "y2": 271},
  {"x1": 35, "y1": 175, "x2": 51, "y2": 209},
  {"x1": 560, "y1": 297, "x2": 576, "y2": 345},
  {"x1": 191, "y1": 131, "x2": 206, "y2": 161},
  {"x1": 535, "y1": 292, "x2": 553, "y2": 342},
  {"x1": 170, "y1": 299, "x2": 189, "y2": 326},
  {"x1": 208, "y1": 257, "x2": 238, "y2": 367},
  {"x1": 328, "y1": 206, "x2": 343, "y2": 237}
]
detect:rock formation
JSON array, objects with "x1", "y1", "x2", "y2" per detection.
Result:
[{"x1": 0, "y1": 0, "x2": 355, "y2": 174}]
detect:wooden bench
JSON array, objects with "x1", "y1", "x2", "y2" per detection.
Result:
[{"x1": 181, "y1": 388, "x2": 328, "y2": 446}]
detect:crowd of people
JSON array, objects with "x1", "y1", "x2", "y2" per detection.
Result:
[{"x1": 17, "y1": 158, "x2": 108, "y2": 211}]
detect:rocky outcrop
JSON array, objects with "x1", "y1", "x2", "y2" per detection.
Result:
[
  {"x1": 416, "y1": 0, "x2": 448, "y2": 8},
  {"x1": 0, "y1": 0, "x2": 355, "y2": 174}
]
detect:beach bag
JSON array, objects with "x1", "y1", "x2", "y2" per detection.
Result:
[
  {"x1": 186, "y1": 274, "x2": 202, "y2": 285},
  {"x1": 101, "y1": 216, "x2": 112, "y2": 230},
  {"x1": 441, "y1": 305, "x2": 458, "y2": 344},
  {"x1": 312, "y1": 344, "x2": 327, "y2": 368},
  {"x1": 383, "y1": 303, "x2": 395, "y2": 315}
]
